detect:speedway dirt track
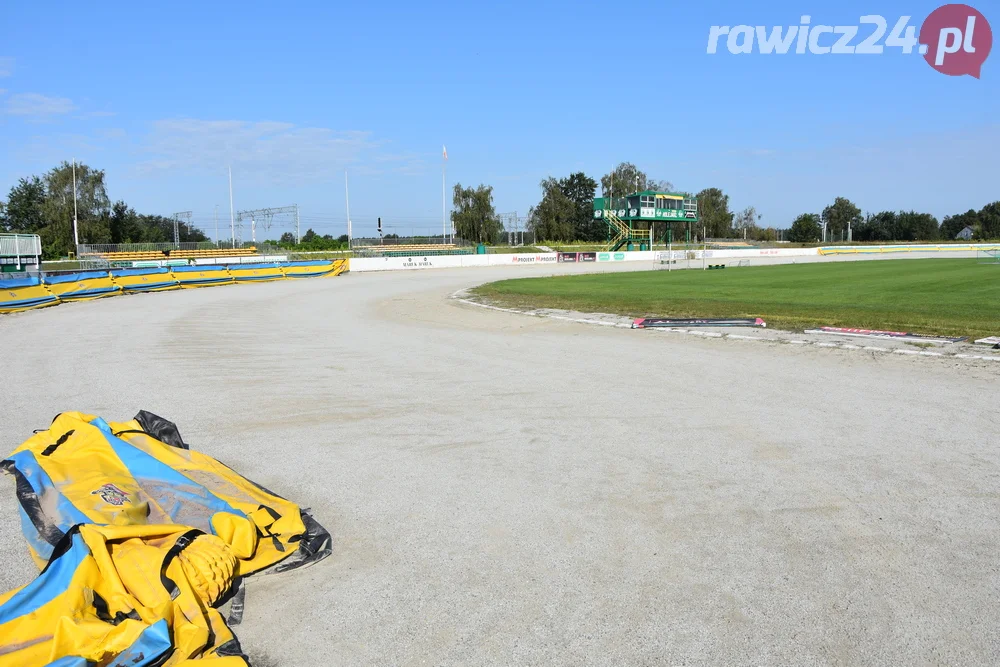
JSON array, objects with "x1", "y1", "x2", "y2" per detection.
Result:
[{"x1": 1, "y1": 258, "x2": 998, "y2": 665}]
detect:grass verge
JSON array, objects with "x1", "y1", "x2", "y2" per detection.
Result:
[{"x1": 471, "y1": 259, "x2": 1000, "y2": 339}]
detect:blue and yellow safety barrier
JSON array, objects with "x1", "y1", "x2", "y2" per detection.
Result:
[
  {"x1": 110, "y1": 267, "x2": 180, "y2": 293},
  {"x1": 819, "y1": 244, "x2": 1000, "y2": 256},
  {"x1": 0, "y1": 276, "x2": 60, "y2": 313},
  {"x1": 170, "y1": 264, "x2": 234, "y2": 288},
  {"x1": 42, "y1": 271, "x2": 120, "y2": 301},
  {"x1": 0, "y1": 259, "x2": 349, "y2": 315},
  {"x1": 280, "y1": 259, "x2": 345, "y2": 278},
  {"x1": 228, "y1": 262, "x2": 286, "y2": 282}
]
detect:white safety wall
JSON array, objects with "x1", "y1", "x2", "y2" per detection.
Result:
[{"x1": 348, "y1": 249, "x2": 826, "y2": 272}]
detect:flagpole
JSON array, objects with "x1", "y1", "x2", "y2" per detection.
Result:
[
  {"x1": 72, "y1": 158, "x2": 79, "y2": 247},
  {"x1": 345, "y1": 169, "x2": 352, "y2": 248},
  {"x1": 442, "y1": 148, "x2": 447, "y2": 244},
  {"x1": 228, "y1": 166, "x2": 236, "y2": 248}
]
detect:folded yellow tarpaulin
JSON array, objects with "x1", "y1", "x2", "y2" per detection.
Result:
[
  {"x1": 0, "y1": 523, "x2": 248, "y2": 666},
  {"x1": 0, "y1": 411, "x2": 332, "y2": 666}
]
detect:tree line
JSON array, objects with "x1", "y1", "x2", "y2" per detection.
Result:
[
  {"x1": 6, "y1": 161, "x2": 996, "y2": 258},
  {"x1": 0, "y1": 161, "x2": 208, "y2": 258},
  {"x1": 451, "y1": 163, "x2": 774, "y2": 244},
  {"x1": 451, "y1": 162, "x2": 998, "y2": 244},
  {"x1": 786, "y1": 197, "x2": 1000, "y2": 243}
]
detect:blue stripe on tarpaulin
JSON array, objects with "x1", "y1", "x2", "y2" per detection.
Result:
[
  {"x1": 42, "y1": 271, "x2": 110, "y2": 285},
  {"x1": 8, "y1": 450, "x2": 93, "y2": 562},
  {"x1": 171, "y1": 265, "x2": 225, "y2": 273},
  {"x1": 284, "y1": 260, "x2": 334, "y2": 267},
  {"x1": 234, "y1": 263, "x2": 280, "y2": 269},
  {"x1": 55, "y1": 288, "x2": 120, "y2": 300},
  {"x1": 0, "y1": 530, "x2": 89, "y2": 625},
  {"x1": 89, "y1": 418, "x2": 243, "y2": 532},
  {"x1": 120, "y1": 283, "x2": 175, "y2": 292},
  {"x1": 110, "y1": 267, "x2": 170, "y2": 277},
  {"x1": 0, "y1": 275, "x2": 42, "y2": 288},
  {"x1": 0, "y1": 296, "x2": 59, "y2": 310},
  {"x1": 43, "y1": 656, "x2": 90, "y2": 667},
  {"x1": 282, "y1": 270, "x2": 331, "y2": 278},
  {"x1": 103, "y1": 619, "x2": 173, "y2": 667}
]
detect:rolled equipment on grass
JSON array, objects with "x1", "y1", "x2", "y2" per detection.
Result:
[{"x1": 633, "y1": 317, "x2": 766, "y2": 329}]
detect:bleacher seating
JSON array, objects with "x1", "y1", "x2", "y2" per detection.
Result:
[
  {"x1": 355, "y1": 244, "x2": 457, "y2": 253},
  {"x1": 353, "y1": 244, "x2": 472, "y2": 257},
  {"x1": 85, "y1": 247, "x2": 259, "y2": 263}
]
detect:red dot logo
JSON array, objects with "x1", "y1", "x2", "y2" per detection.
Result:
[{"x1": 920, "y1": 4, "x2": 992, "y2": 78}]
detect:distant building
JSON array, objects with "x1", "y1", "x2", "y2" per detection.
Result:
[{"x1": 956, "y1": 226, "x2": 974, "y2": 240}]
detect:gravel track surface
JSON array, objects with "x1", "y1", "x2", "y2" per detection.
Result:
[{"x1": 1, "y1": 257, "x2": 998, "y2": 666}]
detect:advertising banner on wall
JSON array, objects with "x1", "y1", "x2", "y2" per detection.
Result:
[
  {"x1": 558, "y1": 252, "x2": 579, "y2": 263},
  {"x1": 508, "y1": 254, "x2": 558, "y2": 264}
]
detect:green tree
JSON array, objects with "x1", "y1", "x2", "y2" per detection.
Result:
[
  {"x1": 940, "y1": 209, "x2": 979, "y2": 240},
  {"x1": 788, "y1": 213, "x2": 821, "y2": 243},
  {"x1": 2, "y1": 176, "x2": 46, "y2": 233},
  {"x1": 451, "y1": 183, "x2": 502, "y2": 243},
  {"x1": 600, "y1": 163, "x2": 675, "y2": 198},
  {"x1": 854, "y1": 211, "x2": 898, "y2": 242},
  {"x1": 559, "y1": 172, "x2": 599, "y2": 241},
  {"x1": 109, "y1": 201, "x2": 143, "y2": 244},
  {"x1": 601, "y1": 163, "x2": 646, "y2": 199},
  {"x1": 301, "y1": 229, "x2": 318, "y2": 243},
  {"x1": 279, "y1": 232, "x2": 296, "y2": 246},
  {"x1": 38, "y1": 162, "x2": 111, "y2": 257},
  {"x1": 896, "y1": 211, "x2": 939, "y2": 241},
  {"x1": 696, "y1": 187, "x2": 734, "y2": 238},
  {"x1": 978, "y1": 202, "x2": 1000, "y2": 239},
  {"x1": 529, "y1": 178, "x2": 576, "y2": 241},
  {"x1": 647, "y1": 178, "x2": 675, "y2": 192},
  {"x1": 733, "y1": 206, "x2": 761, "y2": 239},
  {"x1": 821, "y1": 197, "x2": 863, "y2": 240}
]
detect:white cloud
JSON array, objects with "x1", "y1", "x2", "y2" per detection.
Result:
[
  {"x1": 5, "y1": 92, "x2": 76, "y2": 117},
  {"x1": 0, "y1": 57, "x2": 12, "y2": 77},
  {"x1": 136, "y1": 118, "x2": 421, "y2": 183}
]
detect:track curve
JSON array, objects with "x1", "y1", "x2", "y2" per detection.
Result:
[{"x1": 0, "y1": 260, "x2": 997, "y2": 665}]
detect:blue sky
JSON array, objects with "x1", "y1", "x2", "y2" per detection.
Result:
[{"x1": 0, "y1": 0, "x2": 996, "y2": 240}]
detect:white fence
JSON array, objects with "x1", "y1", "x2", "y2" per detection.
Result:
[
  {"x1": 350, "y1": 253, "x2": 560, "y2": 272},
  {"x1": 0, "y1": 234, "x2": 42, "y2": 258},
  {"x1": 347, "y1": 243, "x2": 996, "y2": 274}
]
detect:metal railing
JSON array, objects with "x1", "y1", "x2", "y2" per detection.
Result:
[
  {"x1": 0, "y1": 233, "x2": 42, "y2": 257},
  {"x1": 350, "y1": 236, "x2": 473, "y2": 248},
  {"x1": 76, "y1": 241, "x2": 257, "y2": 256}
]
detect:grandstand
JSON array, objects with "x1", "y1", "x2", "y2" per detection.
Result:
[
  {"x1": 350, "y1": 236, "x2": 476, "y2": 258},
  {"x1": 77, "y1": 243, "x2": 260, "y2": 267},
  {"x1": 351, "y1": 244, "x2": 473, "y2": 258}
]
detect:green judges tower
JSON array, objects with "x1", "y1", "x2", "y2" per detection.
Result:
[{"x1": 593, "y1": 191, "x2": 699, "y2": 251}]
